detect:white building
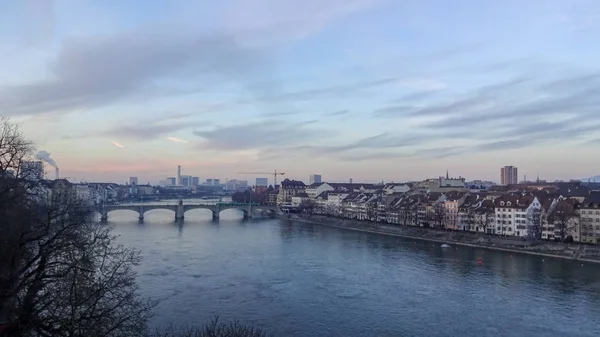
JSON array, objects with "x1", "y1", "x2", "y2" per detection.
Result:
[
  {"x1": 382, "y1": 183, "x2": 410, "y2": 195},
  {"x1": 494, "y1": 194, "x2": 543, "y2": 238},
  {"x1": 225, "y1": 179, "x2": 248, "y2": 192},
  {"x1": 306, "y1": 182, "x2": 334, "y2": 198}
]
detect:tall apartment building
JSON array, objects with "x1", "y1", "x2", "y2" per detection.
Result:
[
  {"x1": 205, "y1": 178, "x2": 220, "y2": 186},
  {"x1": 177, "y1": 166, "x2": 182, "y2": 186},
  {"x1": 180, "y1": 175, "x2": 191, "y2": 187},
  {"x1": 255, "y1": 178, "x2": 268, "y2": 187},
  {"x1": 309, "y1": 174, "x2": 322, "y2": 185},
  {"x1": 500, "y1": 166, "x2": 518, "y2": 185}
]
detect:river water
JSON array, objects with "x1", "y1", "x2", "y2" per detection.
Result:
[{"x1": 108, "y1": 207, "x2": 600, "y2": 337}]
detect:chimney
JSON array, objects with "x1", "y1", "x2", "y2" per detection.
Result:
[{"x1": 55, "y1": 167, "x2": 59, "y2": 180}]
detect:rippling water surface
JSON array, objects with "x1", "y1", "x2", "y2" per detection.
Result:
[{"x1": 109, "y1": 207, "x2": 600, "y2": 337}]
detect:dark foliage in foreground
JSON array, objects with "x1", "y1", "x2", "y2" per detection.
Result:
[
  {"x1": 0, "y1": 117, "x2": 272, "y2": 337},
  {"x1": 150, "y1": 316, "x2": 272, "y2": 337}
]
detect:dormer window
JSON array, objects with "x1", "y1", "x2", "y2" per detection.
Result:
[
  {"x1": 507, "y1": 201, "x2": 511, "y2": 207},
  {"x1": 500, "y1": 201, "x2": 505, "y2": 206}
]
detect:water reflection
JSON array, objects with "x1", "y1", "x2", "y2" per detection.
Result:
[{"x1": 109, "y1": 211, "x2": 600, "y2": 337}]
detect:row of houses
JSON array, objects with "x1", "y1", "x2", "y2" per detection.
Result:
[
  {"x1": 36, "y1": 180, "x2": 121, "y2": 205},
  {"x1": 276, "y1": 179, "x2": 600, "y2": 244}
]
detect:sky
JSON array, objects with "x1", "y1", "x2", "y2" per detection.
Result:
[{"x1": 1, "y1": 0, "x2": 600, "y2": 184}]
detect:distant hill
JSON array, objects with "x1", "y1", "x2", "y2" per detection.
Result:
[{"x1": 581, "y1": 175, "x2": 600, "y2": 182}]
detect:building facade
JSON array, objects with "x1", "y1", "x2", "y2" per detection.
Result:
[
  {"x1": 493, "y1": 194, "x2": 541, "y2": 237},
  {"x1": 20, "y1": 161, "x2": 44, "y2": 180},
  {"x1": 501, "y1": 166, "x2": 518, "y2": 185},
  {"x1": 277, "y1": 179, "x2": 306, "y2": 204},
  {"x1": 255, "y1": 178, "x2": 268, "y2": 187},
  {"x1": 225, "y1": 179, "x2": 248, "y2": 192},
  {"x1": 579, "y1": 194, "x2": 600, "y2": 243},
  {"x1": 306, "y1": 182, "x2": 334, "y2": 198}
]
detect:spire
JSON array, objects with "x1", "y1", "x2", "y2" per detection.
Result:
[{"x1": 446, "y1": 169, "x2": 449, "y2": 179}]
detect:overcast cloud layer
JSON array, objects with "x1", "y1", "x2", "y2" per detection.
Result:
[{"x1": 1, "y1": 0, "x2": 600, "y2": 183}]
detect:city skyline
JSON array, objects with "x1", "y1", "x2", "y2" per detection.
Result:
[{"x1": 2, "y1": 1, "x2": 600, "y2": 183}]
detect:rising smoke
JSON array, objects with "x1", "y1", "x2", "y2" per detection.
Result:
[{"x1": 37, "y1": 150, "x2": 57, "y2": 168}]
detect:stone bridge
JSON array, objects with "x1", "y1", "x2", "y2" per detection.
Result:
[{"x1": 98, "y1": 200, "x2": 279, "y2": 221}]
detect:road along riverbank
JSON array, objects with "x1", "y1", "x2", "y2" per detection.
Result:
[{"x1": 283, "y1": 214, "x2": 600, "y2": 264}]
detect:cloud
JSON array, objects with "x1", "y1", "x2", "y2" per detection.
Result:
[
  {"x1": 0, "y1": 29, "x2": 283, "y2": 116},
  {"x1": 286, "y1": 132, "x2": 422, "y2": 158},
  {"x1": 260, "y1": 77, "x2": 401, "y2": 102},
  {"x1": 104, "y1": 120, "x2": 194, "y2": 141},
  {"x1": 0, "y1": 0, "x2": 384, "y2": 117},
  {"x1": 165, "y1": 136, "x2": 189, "y2": 143},
  {"x1": 224, "y1": 0, "x2": 385, "y2": 45},
  {"x1": 399, "y1": 78, "x2": 447, "y2": 91},
  {"x1": 337, "y1": 152, "x2": 410, "y2": 161},
  {"x1": 328, "y1": 109, "x2": 350, "y2": 116},
  {"x1": 260, "y1": 110, "x2": 302, "y2": 117},
  {"x1": 372, "y1": 105, "x2": 416, "y2": 118},
  {"x1": 193, "y1": 120, "x2": 329, "y2": 150},
  {"x1": 111, "y1": 141, "x2": 124, "y2": 148}
]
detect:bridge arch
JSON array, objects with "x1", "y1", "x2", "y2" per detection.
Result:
[
  {"x1": 215, "y1": 206, "x2": 249, "y2": 219},
  {"x1": 141, "y1": 207, "x2": 177, "y2": 219},
  {"x1": 181, "y1": 207, "x2": 216, "y2": 220},
  {"x1": 98, "y1": 202, "x2": 279, "y2": 222},
  {"x1": 103, "y1": 208, "x2": 143, "y2": 220}
]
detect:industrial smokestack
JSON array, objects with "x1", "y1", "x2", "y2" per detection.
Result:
[
  {"x1": 36, "y1": 150, "x2": 57, "y2": 168},
  {"x1": 55, "y1": 167, "x2": 59, "y2": 180}
]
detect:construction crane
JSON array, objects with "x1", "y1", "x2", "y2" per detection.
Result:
[{"x1": 238, "y1": 170, "x2": 285, "y2": 187}]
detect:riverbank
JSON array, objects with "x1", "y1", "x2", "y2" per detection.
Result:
[{"x1": 284, "y1": 214, "x2": 600, "y2": 264}]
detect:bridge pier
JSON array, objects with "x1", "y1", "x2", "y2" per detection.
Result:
[
  {"x1": 212, "y1": 211, "x2": 219, "y2": 221},
  {"x1": 100, "y1": 207, "x2": 108, "y2": 222},
  {"x1": 176, "y1": 199, "x2": 185, "y2": 220}
]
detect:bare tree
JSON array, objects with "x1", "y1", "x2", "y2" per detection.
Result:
[
  {"x1": 1, "y1": 117, "x2": 154, "y2": 337},
  {"x1": 152, "y1": 316, "x2": 271, "y2": 337},
  {"x1": 477, "y1": 207, "x2": 495, "y2": 234},
  {"x1": 298, "y1": 199, "x2": 316, "y2": 215},
  {"x1": 365, "y1": 201, "x2": 378, "y2": 222},
  {"x1": 430, "y1": 203, "x2": 447, "y2": 229},
  {"x1": 547, "y1": 200, "x2": 577, "y2": 241}
]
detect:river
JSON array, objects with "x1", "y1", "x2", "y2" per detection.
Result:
[{"x1": 108, "y1": 207, "x2": 600, "y2": 337}]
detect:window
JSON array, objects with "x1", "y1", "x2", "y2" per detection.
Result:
[{"x1": 507, "y1": 201, "x2": 511, "y2": 206}]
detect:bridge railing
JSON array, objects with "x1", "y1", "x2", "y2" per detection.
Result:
[{"x1": 215, "y1": 202, "x2": 261, "y2": 207}]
